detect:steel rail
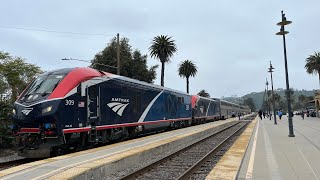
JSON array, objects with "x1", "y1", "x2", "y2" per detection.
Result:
[
  {"x1": 177, "y1": 121, "x2": 248, "y2": 179},
  {"x1": 120, "y1": 121, "x2": 243, "y2": 180}
]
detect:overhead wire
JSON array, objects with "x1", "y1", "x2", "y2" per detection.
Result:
[{"x1": 0, "y1": 25, "x2": 115, "y2": 37}]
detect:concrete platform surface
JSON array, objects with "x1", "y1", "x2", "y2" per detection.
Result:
[
  {"x1": 238, "y1": 115, "x2": 320, "y2": 180},
  {"x1": 0, "y1": 118, "x2": 237, "y2": 180}
]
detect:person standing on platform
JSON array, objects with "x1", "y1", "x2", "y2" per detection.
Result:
[
  {"x1": 258, "y1": 110, "x2": 262, "y2": 120},
  {"x1": 301, "y1": 111, "x2": 305, "y2": 120},
  {"x1": 238, "y1": 112, "x2": 241, "y2": 120},
  {"x1": 263, "y1": 112, "x2": 266, "y2": 119},
  {"x1": 278, "y1": 110, "x2": 283, "y2": 120}
]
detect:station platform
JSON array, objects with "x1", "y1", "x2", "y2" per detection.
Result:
[
  {"x1": 0, "y1": 118, "x2": 240, "y2": 180},
  {"x1": 236, "y1": 115, "x2": 320, "y2": 180}
]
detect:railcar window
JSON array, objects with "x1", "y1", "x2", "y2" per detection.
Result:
[
  {"x1": 178, "y1": 97, "x2": 185, "y2": 104},
  {"x1": 88, "y1": 86, "x2": 97, "y2": 98}
]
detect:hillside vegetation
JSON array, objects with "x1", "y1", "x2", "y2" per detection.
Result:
[{"x1": 222, "y1": 89, "x2": 315, "y2": 110}]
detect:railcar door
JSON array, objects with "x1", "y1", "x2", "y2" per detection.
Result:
[{"x1": 86, "y1": 85, "x2": 101, "y2": 126}]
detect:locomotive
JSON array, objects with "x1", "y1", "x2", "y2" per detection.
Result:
[{"x1": 12, "y1": 67, "x2": 250, "y2": 158}]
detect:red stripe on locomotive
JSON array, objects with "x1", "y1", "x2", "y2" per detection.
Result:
[{"x1": 48, "y1": 67, "x2": 101, "y2": 99}]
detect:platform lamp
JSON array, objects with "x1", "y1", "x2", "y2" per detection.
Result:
[
  {"x1": 266, "y1": 79, "x2": 271, "y2": 120},
  {"x1": 276, "y1": 11, "x2": 295, "y2": 137},
  {"x1": 268, "y1": 61, "x2": 277, "y2": 124}
]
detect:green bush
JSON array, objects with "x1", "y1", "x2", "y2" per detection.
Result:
[{"x1": 0, "y1": 127, "x2": 13, "y2": 148}]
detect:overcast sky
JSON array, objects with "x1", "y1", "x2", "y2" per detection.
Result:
[{"x1": 1, "y1": 0, "x2": 320, "y2": 98}]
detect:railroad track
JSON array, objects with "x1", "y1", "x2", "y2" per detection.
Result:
[
  {"x1": 0, "y1": 158, "x2": 36, "y2": 171},
  {"x1": 120, "y1": 119, "x2": 252, "y2": 180}
]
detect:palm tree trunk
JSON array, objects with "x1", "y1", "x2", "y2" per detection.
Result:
[
  {"x1": 161, "y1": 61, "x2": 165, "y2": 87},
  {"x1": 187, "y1": 77, "x2": 189, "y2": 94}
]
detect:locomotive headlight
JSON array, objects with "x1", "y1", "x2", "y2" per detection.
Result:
[
  {"x1": 12, "y1": 109, "x2": 16, "y2": 115},
  {"x1": 42, "y1": 106, "x2": 53, "y2": 114}
]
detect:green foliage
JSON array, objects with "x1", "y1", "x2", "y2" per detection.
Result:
[
  {"x1": 0, "y1": 126, "x2": 13, "y2": 148},
  {"x1": 305, "y1": 51, "x2": 320, "y2": 75},
  {"x1": 91, "y1": 37, "x2": 158, "y2": 83},
  {"x1": 244, "y1": 98, "x2": 256, "y2": 112},
  {"x1": 0, "y1": 51, "x2": 43, "y2": 103},
  {"x1": 149, "y1": 35, "x2": 177, "y2": 86},
  {"x1": 0, "y1": 101, "x2": 11, "y2": 121},
  {"x1": 198, "y1": 89, "x2": 210, "y2": 98},
  {"x1": 178, "y1": 60, "x2": 197, "y2": 93},
  {"x1": 240, "y1": 89, "x2": 315, "y2": 111},
  {"x1": 305, "y1": 51, "x2": 320, "y2": 85}
]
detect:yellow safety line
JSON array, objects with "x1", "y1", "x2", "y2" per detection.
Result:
[{"x1": 206, "y1": 116, "x2": 257, "y2": 179}]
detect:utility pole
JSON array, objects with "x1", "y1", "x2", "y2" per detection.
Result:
[{"x1": 117, "y1": 33, "x2": 120, "y2": 75}]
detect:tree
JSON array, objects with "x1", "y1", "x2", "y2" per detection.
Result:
[
  {"x1": 244, "y1": 98, "x2": 256, "y2": 112},
  {"x1": 298, "y1": 94, "x2": 308, "y2": 109},
  {"x1": 0, "y1": 51, "x2": 42, "y2": 103},
  {"x1": 149, "y1": 35, "x2": 177, "y2": 86},
  {"x1": 198, "y1": 90, "x2": 210, "y2": 97},
  {"x1": 91, "y1": 37, "x2": 158, "y2": 83},
  {"x1": 178, "y1": 60, "x2": 197, "y2": 93},
  {"x1": 307, "y1": 96, "x2": 314, "y2": 102},
  {"x1": 305, "y1": 51, "x2": 320, "y2": 86}
]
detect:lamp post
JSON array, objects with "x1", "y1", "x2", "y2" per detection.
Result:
[
  {"x1": 61, "y1": 58, "x2": 118, "y2": 71},
  {"x1": 276, "y1": 10, "x2": 295, "y2": 137},
  {"x1": 266, "y1": 78, "x2": 271, "y2": 120},
  {"x1": 268, "y1": 61, "x2": 277, "y2": 124}
]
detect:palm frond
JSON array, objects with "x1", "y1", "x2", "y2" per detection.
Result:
[
  {"x1": 305, "y1": 51, "x2": 320, "y2": 75},
  {"x1": 149, "y1": 35, "x2": 177, "y2": 63},
  {"x1": 178, "y1": 60, "x2": 198, "y2": 78}
]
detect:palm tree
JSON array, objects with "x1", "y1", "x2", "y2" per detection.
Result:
[
  {"x1": 178, "y1": 60, "x2": 197, "y2": 93},
  {"x1": 198, "y1": 89, "x2": 210, "y2": 97},
  {"x1": 149, "y1": 35, "x2": 177, "y2": 87},
  {"x1": 305, "y1": 51, "x2": 320, "y2": 86}
]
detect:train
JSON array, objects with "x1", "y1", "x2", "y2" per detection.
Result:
[{"x1": 12, "y1": 67, "x2": 251, "y2": 158}]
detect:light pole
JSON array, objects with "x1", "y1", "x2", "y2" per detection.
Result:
[
  {"x1": 266, "y1": 78, "x2": 271, "y2": 120},
  {"x1": 268, "y1": 61, "x2": 277, "y2": 124},
  {"x1": 276, "y1": 10, "x2": 295, "y2": 137},
  {"x1": 61, "y1": 58, "x2": 118, "y2": 71}
]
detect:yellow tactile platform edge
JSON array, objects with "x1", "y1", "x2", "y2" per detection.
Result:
[{"x1": 206, "y1": 117, "x2": 257, "y2": 180}]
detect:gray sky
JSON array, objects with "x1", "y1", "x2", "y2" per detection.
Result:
[{"x1": 1, "y1": 0, "x2": 320, "y2": 98}]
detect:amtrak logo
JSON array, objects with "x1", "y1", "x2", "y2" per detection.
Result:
[
  {"x1": 107, "y1": 98, "x2": 129, "y2": 116},
  {"x1": 22, "y1": 108, "x2": 33, "y2": 115},
  {"x1": 111, "y1": 98, "x2": 129, "y2": 103}
]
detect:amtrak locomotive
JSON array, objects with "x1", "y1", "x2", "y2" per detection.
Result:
[{"x1": 12, "y1": 67, "x2": 250, "y2": 158}]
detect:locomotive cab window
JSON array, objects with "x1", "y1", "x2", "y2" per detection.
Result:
[{"x1": 19, "y1": 74, "x2": 65, "y2": 102}]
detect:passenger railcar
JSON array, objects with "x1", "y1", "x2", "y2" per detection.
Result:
[{"x1": 191, "y1": 95, "x2": 220, "y2": 123}]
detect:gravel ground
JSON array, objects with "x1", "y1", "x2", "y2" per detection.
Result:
[{"x1": 0, "y1": 148, "x2": 23, "y2": 163}]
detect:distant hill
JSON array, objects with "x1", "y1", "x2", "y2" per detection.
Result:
[{"x1": 222, "y1": 89, "x2": 315, "y2": 110}]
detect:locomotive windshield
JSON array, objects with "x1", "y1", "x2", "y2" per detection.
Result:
[{"x1": 20, "y1": 74, "x2": 65, "y2": 102}]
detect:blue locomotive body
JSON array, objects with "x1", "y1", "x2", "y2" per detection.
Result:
[{"x1": 13, "y1": 68, "x2": 193, "y2": 157}]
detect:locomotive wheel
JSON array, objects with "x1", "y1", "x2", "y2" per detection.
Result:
[{"x1": 128, "y1": 127, "x2": 138, "y2": 139}]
